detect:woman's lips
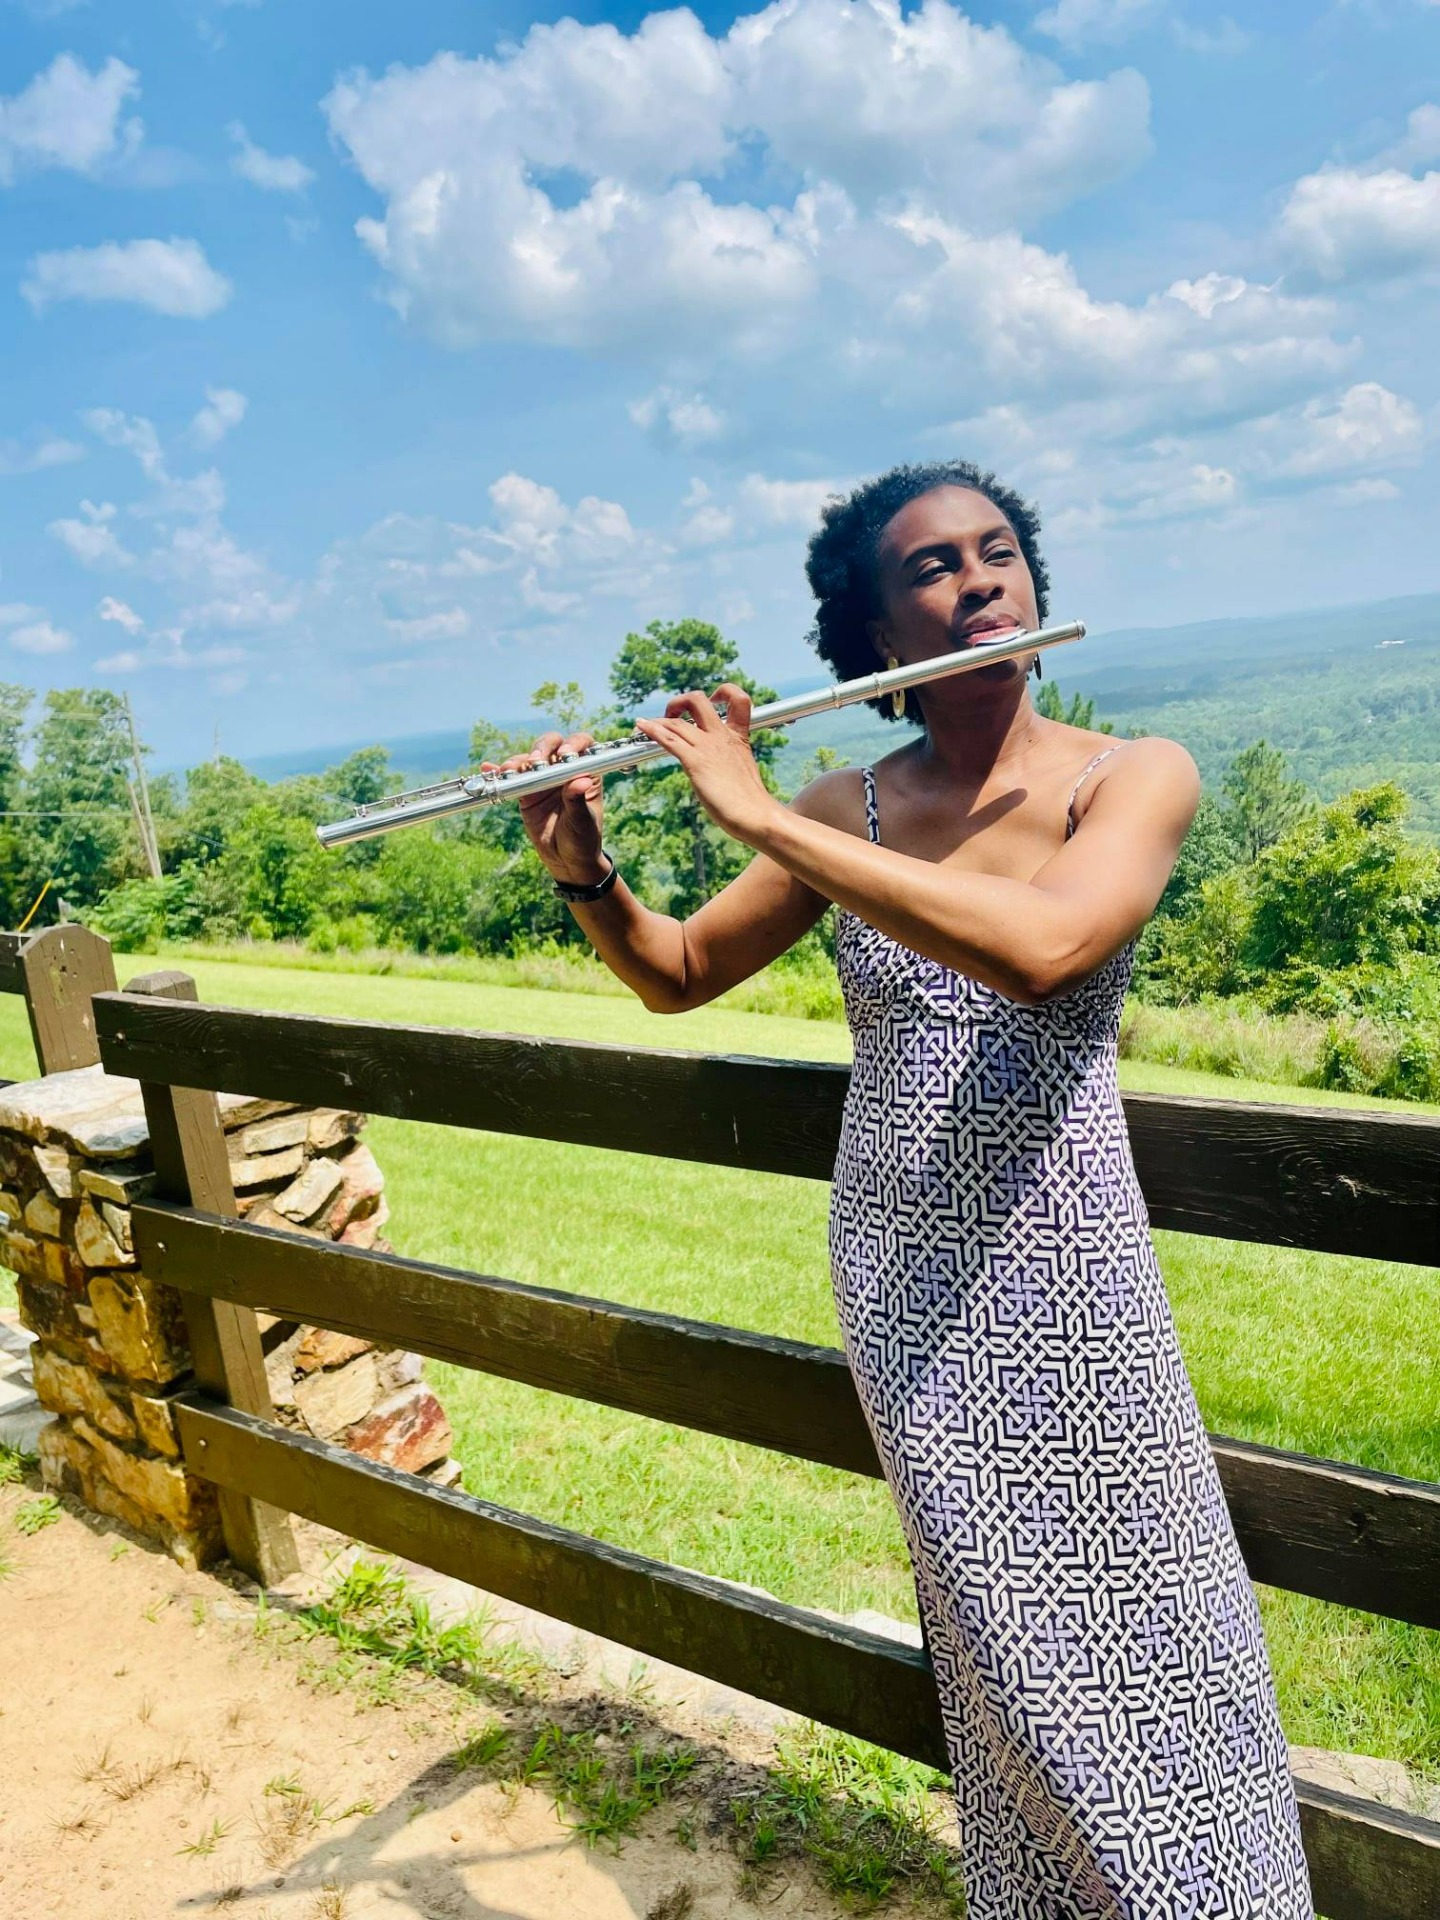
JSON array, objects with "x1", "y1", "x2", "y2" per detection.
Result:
[{"x1": 960, "y1": 616, "x2": 1021, "y2": 645}]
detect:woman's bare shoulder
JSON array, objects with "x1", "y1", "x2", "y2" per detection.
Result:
[
  {"x1": 1071, "y1": 732, "x2": 1200, "y2": 823},
  {"x1": 787, "y1": 764, "x2": 869, "y2": 833}
]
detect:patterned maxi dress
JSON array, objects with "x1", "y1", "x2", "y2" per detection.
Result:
[{"x1": 827, "y1": 749, "x2": 1314, "y2": 1920}]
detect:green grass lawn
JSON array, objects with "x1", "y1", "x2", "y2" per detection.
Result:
[{"x1": 3, "y1": 952, "x2": 1438, "y2": 1783}]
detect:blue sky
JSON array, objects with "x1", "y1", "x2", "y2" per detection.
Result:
[{"x1": 1, "y1": 0, "x2": 1437, "y2": 766}]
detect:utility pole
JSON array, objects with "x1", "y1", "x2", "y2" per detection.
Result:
[{"x1": 124, "y1": 691, "x2": 161, "y2": 881}]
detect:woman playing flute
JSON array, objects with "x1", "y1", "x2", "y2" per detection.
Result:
[{"x1": 490, "y1": 459, "x2": 1313, "y2": 1920}]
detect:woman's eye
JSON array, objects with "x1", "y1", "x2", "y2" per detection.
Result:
[{"x1": 986, "y1": 545, "x2": 1016, "y2": 562}]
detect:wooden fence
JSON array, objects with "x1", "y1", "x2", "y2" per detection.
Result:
[
  {"x1": 0, "y1": 924, "x2": 116, "y2": 1078},
  {"x1": 88, "y1": 978, "x2": 1440, "y2": 1920}
]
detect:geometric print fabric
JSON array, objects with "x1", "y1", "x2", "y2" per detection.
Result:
[{"x1": 826, "y1": 758, "x2": 1315, "y2": 1917}]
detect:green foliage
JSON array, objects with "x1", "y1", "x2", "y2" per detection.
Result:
[
  {"x1": 609, "y1": 617, "x2": 781, "y2": 916},
  {"x1": 1033, "y1": 679, "x2": 1114, "y2": 734},
  {"x1": 371, "y1": 832, "x2": 501, "y2": 954},
  {"x1": 1222, "y1": 739, "x2": 1316, "y2": 861},
  {"x1": 23, "y1": 689, "x2": 138, "y2": 906}
]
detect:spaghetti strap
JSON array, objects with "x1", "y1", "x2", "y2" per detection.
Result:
[
  {"x1": 1065, "y1": 743, "x2": 1122, "y2": 838},
  {"x1": 860, "y1": 765, "x2": 881, "y2": 845}
]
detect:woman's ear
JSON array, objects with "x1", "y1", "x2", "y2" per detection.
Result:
[{"x1": 865, "y1": 615, "x2": 889, "y2": 667}]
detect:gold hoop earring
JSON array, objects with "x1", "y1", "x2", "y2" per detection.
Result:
[{"x1": 885, "y1": 655, "x2": 906, "y2": 719}]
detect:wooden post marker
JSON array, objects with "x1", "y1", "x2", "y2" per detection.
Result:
[
  {"x1": 123, "y1": 968, "x2": 299, "y2": 1586},
  {"x1": 17, "y1": 924, "x2": 118, "y2": 1074}
]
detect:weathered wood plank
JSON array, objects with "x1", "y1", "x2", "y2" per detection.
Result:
[
  {"x1": 177, "y1": 1393, "x2": 1440, "y2": 1920},
  {"x1": 0, "y1": 931, "x2": 26, "y2": 996},
  {"x1": 1297, "y1": 1778, "x2": 1440, "y2": 1920},
  {"x1": 175, "y1": 1393, "x2": 948, "y2": 1769},
  {"x1": 135, "y1": 1200, "x2": 879, "y2": 1474},
  {"x1": 125, "y1": 972, "x2": 298, "y2": 1586},
  {"x1": 136, "y1": 1202, "x2": 1440, "y2": 1629},
  {"x1": 95, "y1": 995, "x2": 1440, "y2": 1265},
  {"x1": 18, "y1": 924, "x2": 118, "y2": 1073}
]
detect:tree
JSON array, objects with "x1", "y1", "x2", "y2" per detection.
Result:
[
  {"x1": 0, "y1": 684, "x2": 34, "y2": 925},
  {"x1": 1034, "y1": 680, "x2": 1114, "y2": 734},
  {"x1": 325, "y1": 746, "x2": 395, "y2": 808},
  {"x1": 23, "y1": 689, "x2": 139, "y2": 909},
  {"x1": 1244, "y1": 782, "x2": 1439, "y2": 988},
  {"x1": 1221, "y1": 740, "x2": 1313, "y2": 861},
  {"x1": 530, "y1": 680, "x2": 591, "y2": 735},
  {"x1": 609, "y1": 618, "x2": 780, "y2": 913}
]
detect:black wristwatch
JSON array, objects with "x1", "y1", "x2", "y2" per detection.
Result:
[{"x1": 552, "y1": 850, "x2": 619, "y2": 903}]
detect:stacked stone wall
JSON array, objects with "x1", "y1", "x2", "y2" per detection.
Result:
[{"x1": 0, "y1": 1063, "x2": 456, "y2": 1568}]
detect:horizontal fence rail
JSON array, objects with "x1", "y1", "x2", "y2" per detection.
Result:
[
  {"x1": 178, "y1": 1387, "x2": 1440, "y2": 1920},
  {"x1": 93, "y1": 987, "x2": 1440, "y2": 1920},
  {"x1": 95, "y1": 994, "x2": 1440, "y2": 1264},
  {"x1": 136, "y1": 1201, "x2": 1440, "y2": 1632}
]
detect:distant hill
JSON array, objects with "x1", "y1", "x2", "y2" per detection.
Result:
[{"x1": 240, "y1": 591, "x2": 1440, "y2": 836}]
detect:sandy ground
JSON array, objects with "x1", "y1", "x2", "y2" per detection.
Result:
[{"x1": 0, "y1": 1471, "x2": 962, "y2": 1920}]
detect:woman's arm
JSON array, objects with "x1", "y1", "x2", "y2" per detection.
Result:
[
  {"x1": 490, "y1": 722, "x2": 838, "y2": 1014},
  {"x1": 630, "y1": 689, "x2": 1200, "y2": 1008},
  {"x1": 560, "y1": 825, "x2": 831, "y2": 1014}
]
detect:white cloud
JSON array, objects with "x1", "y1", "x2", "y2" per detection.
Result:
[
  {"x1": 386, "y1": 606, "x2": 470, "y2": 644},
  {"x1": 323, "y1": 0, "x2": 1150, "y2": 350},
  {"x1": 98, "y1": 595, "x2": 143, "y2": 633},
  {"x1": 1032, "y1": 0, "x2": 1163, "y2": 47},
  {"x1": 0, "y1": 433, "x2": 84, "y2": 476},
  {"x1": 84, "y1": 406, "x2": 166, "y2": 479},
  {"x1": 190, "y1": 387, "x2": 248, "y2": 447},
  {"x1": 739, "y1": 473, "x2": 840, "y2": 527},
  {"x1": 1279, "y1": 105, "x2": 1440, "y2": 284},
  {"x1": 629, "y1": 386, "x2": 726, "y2": 446},
  {"x1": 23, "y1": 238, "x2": 232, "y2": 317},
  {"x1": 1332, "y1": 476, "x2": 1401, "y2": 503},
  {"x1": 48, "y1": 498, "x2": 133, "y2": 568},
  {"x1": 9, "y1": 619, "x2": 73, "y2": 655},
  {"x1": 1277, "y1": 382, "x2": 1424, "y2": 477},
  {"x1": 0, "y1": 603, "x2": 42, "y2": 626},
  {"x1": 227, "y1": 121, "x2": 315, "y2": 193},
  {"x1": 0, "y1": 53, "x2": 141, "y2": 186}
]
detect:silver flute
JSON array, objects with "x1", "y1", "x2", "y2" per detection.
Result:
[{"x1": 316, "y1": 618, "x2": 1087, "y2": 849}]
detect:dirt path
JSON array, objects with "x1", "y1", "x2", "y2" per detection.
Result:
[{"x1": 0, "y1": 1471, "x2": 962, "y2": 1920}]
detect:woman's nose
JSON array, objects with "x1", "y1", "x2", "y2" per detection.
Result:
[{"x1": 957, "y1": 557, "x2": 1004, "y2": 604}]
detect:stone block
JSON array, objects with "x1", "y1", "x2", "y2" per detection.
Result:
[
  {"x1": 101, "y1": 1201, "x2": 133, "y2": 1254},
  {"x1": 71, "y1": 1414, "x2": 210, "y2": 1530},
  {"x1": 130, "y1": 1388, "x2": 181, "y2": 1458},
  {"x1": 33, "y1": 1144, "x2": 78, "y2": 1199},
  {"x1": 76, "y1": 1200, "x2": 132, "y2": 1269},
  {"x1": 376, "y1": 1348, "x2": 424, "y2": 1394},
  {"x1": 14, "y1": 1279, "x2": 101, "y2": 1364},
  {"x1": 308, "y1": 1109, "x2": 364, "y2": 1153},
  {"x1": 78, "y1": 1164, "x2": 156, "y2": 1206},
  {"x1": 339, "y1": 1195, "x2": 390, "y2": 1250},
  {"x1": 31, "y1": 1345, "x2": 136, "y2": 1443},
  {"x1": 235, "y1": 1111, "x2": 311, "y2": 1156},
  {"x1": 246, "y1": 1199, "x2": 329, "y2": 1239},
  {"x1": 0, "y1": 1190, "x2": 19, "y2": 1221},
  {"x1": 216, "y1": 1093, "x2": 300, "y2": 1130},
  {"x1": 0, "y1": 1227, "x2": 46, "y2": 1281},
  {"x1": 0, "y1": 1066, "x2": 146, "y2": 1154},
  {"x1": 293, "y1": 1326, "x2": 373, "y2": 1374},
  {"x1": 41, "y1": 1237, "x2": 87, "y2": 1292},
  {"x1": 344, "y1": 1382, "x2": 452, "y2": 1474},
  {"x1": 324, "y1": 1143, "x2": 384, "y2": 1235},
  {"x1": 23, "y1": 1190, "x2": 63, "y2": 1238},
  {"x1": 263, "y1": 1329, "x2": 301, "y2": 1411},
  {"x1": 229, "y1": 1144, "x2": 304, "y2": 1191},
  {"x1": 88, "y1": 1271, "x2": 189, "y2": 1385},
  {"x1": 293, "y1": 1351, "x2": 378, "y2": 1439},
  {"x1": 273, "y1": 1157, "x2": 345, "y2": 1226}
]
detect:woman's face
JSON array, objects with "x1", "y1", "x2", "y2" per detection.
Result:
[{"x1": 867, "y1": 485, "x2": 1039, "y2": 682}]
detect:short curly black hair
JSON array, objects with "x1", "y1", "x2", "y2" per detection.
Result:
[{"x1": 803, "y1": 459, "x2": 1050, "y2": 727}]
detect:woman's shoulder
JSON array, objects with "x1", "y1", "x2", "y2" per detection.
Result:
[
  {"x1": 788, "y1": 763, "x2": 869, "y2": 832},
  {"x1": 1062, "y1": 730, "x2": 1200, "y2": 826}
]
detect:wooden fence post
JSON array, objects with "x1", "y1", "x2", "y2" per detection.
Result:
[
  {"x1": 16, "y1": 924, "x2": 118, "y2": 1074},
  {"x1": 124, "y1": 968, "x2": 299, "y2": 1587}
]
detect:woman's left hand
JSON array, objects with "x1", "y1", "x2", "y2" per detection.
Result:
[{"x1": 632, "y1": 684, "x2": 782, "y2": 845}]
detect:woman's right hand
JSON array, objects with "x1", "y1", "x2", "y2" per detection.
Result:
[{"x1": 482, "y1": 732, "x2": 608, "y2": 886}]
